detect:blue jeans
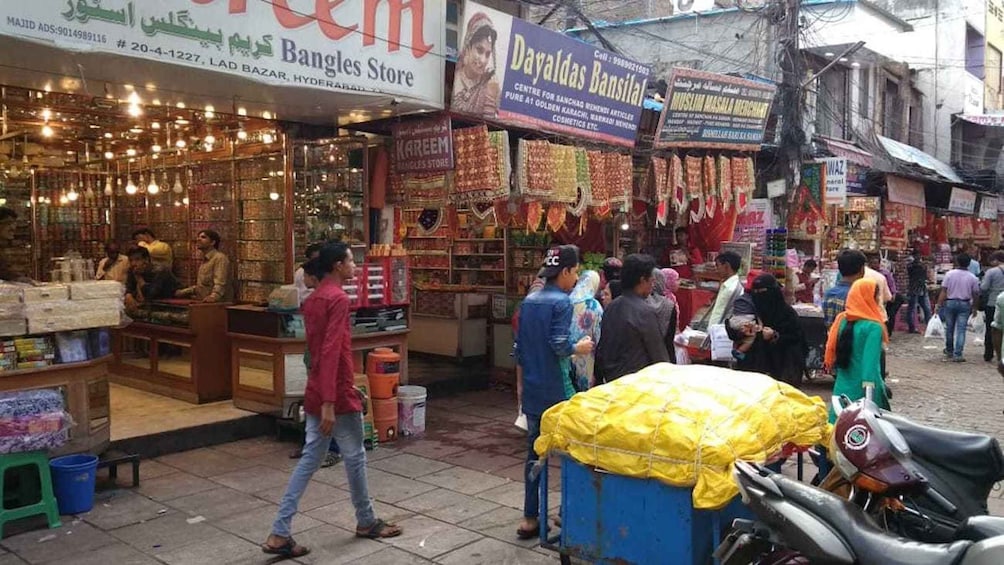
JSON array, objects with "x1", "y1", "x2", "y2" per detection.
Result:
[
  {"x1": 524, "y1": 414, "x2": 542, "y2": 519},
  {"x1": 272, "y1": 412, "x2": 375, "y2": 537},
  {"x1": 942, "y1": 299, "x2": 971, "y2": 359},
  {"x1": 906, "y1": 292, "x2": 932, "y2": 332}
]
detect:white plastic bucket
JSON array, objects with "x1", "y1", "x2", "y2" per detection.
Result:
[{"x1": 398, "y1": 385, "x2": 427, "y2": 437}]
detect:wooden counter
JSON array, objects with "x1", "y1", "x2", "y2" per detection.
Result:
[
  {"x1": 0, "y1": 356, "x2": 111, "y2": 455},
  {"x1": 110, "y1": 303, "x2": 231, "y2": 404},
  {"x1": 229, "y1": 329, "x2": 409, "y2": 415}
]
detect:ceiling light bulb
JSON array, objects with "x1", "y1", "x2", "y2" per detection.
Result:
[
  {"x1": 176, "y1": 139, "x2": 186, "y2": 148},
  {"x1": 237, "y1": 129, "x2": 248, "y2": 140},
  {"x1": 204, "y1": 105, "x2": 215, "y2": 118},
  {"x1": 41, "y1": 125, "x2": 54, "y2": 137},
  {"x1": 177, "y1": 102, "x2": 186, "y2": 109},
  {"x1": 103, "y1": 151, "x2": 113, "y2": 160},
  {"x1": 104, "y1": 177, "x2": 113, "y2": 196},
  {"x1": 204, "y1": 134, "x2": 216, "y2": 145},
  {"x1": 104, "y1": 132, "x2": 112, "y2": 139},
  {"x1": 620, "y1": 221, "x2": 630, "y2": 231},
  {"x1": 182, "y1": 197, "x2": 189, "y2": 205},
  {"x1": 237, "y1": 107, "x2": 247, "y2": 116},
  {"x1": 59, "y1": 194, "x2": 68, "y2": 205},
  {"x1": 127, "y1": 91, "x2": 141, "y2": 104},
  {"x1": 152, "y1": 99, "x2": 161, "y2": 106},
  {"x1": 128, "y1": 104, "x2": 142, "y2": 117},
  {"x1": 130, "y1": 127, "x2": 143, "y2": 133},
  {"x1": 262, "y1": 132, "x2": 274, "y2": 144},
  {"x1": 269, "y1": 191, "x2": 280, "y2": 201},
  {"x1": 147, "y1": 178, "x2": 160, "y2": 195},
  {"x1": 173, "y1": 175, "x2": 183, "y2": 193},
  {"x1": 126, "y1": 148, "x2": 137, "y2": 157},
  {"x1": 262, "y1": 111, "x2": 272, "y2": 120},
  {"x1": 125, "y1": 177, "x2": 137, "y2": 195},
  {"x1": 41, "y1": 109, "x2": 52, "y2": 120},
  {"x1": 67, "y1": 189, "x2": 78, "y2": 202},
  {"x1": 151, "y1": 122, "x2": 161, "y2": 130},
  {"x1": 174, "y1": 200, "x2": 181, "y2": 207},
  {"x1": 152, "y1": 144, "x2": 161, "y2": 153}
]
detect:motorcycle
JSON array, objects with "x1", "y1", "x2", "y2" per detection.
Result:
[
  {"x1": 827, "y1": 390, "x2": 1004, "y2": 543},
  {"x1": 715, "y1": 460, "x2": 1004, "y2": 565}
]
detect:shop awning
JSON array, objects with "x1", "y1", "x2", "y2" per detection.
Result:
[
  {"x1": 818, "y1": 135, "x2": 874, "y2": 167},
  {"x1": 958, "y1": 114, "x2": 1004, "y2": 127},
  {"x1": 877, "y1": 135, "x2": 963, "y2": 184}
]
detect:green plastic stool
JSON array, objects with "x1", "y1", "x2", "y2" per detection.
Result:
[{"x1": 0, "y1": 451, "x2": 61, "y2": 536}]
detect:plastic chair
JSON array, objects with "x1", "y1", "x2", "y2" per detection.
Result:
[{"x1": 0, "y1": 451, "x2": 61, "y2": 536}]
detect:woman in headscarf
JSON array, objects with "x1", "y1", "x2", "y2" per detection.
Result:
[
  {"x1": 661, "y1": 268, "x2": 681, "y2": 330},
  {"x1": 824, "y1": 278, "x2": 890, "y2": 422},
  {"x1": 452, "y1": 13, "x2": 501, "y2": 118},
  {"x1": 569, "y1": 271, "x2": 603, "y2": 391},
  {"x1": 729, "y1": 274, "x2": 807, "y2": 385},
  {"x1": 647, "y1": 268, "x2": 678, "y2": 362}
]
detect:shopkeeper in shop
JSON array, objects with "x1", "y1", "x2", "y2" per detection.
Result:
[
  {"x1": 663, "y1": 227, "x2": 704, "y2": 279},
  {"x1": 132, "y1": 228, "x2": 174, "y2": 269},
  {"x1": 125, "y1": 247, "x2": 180, "y2": 309},
  {"x1": 0, "y1": 207, "x2": 33, "y2": 284},
  {"x1": 176, "y1": 230, "x2": 233, "y2": 303}
]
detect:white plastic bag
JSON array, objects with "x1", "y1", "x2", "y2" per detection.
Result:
[
  {"x1": 968, "y1": 311, "x2": 984, "y2": 333},
  {"x1": 709, "y1": 323, "x2": 734, "y2": 361},
  {"x1": 925, "y1": 315, "x2": 945, "y2": 339},
  {"x1": 514, "y1": 406, "x2": 528, "y2": 432}
]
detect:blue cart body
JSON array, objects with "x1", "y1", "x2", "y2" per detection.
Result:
[{"x1": 541, "y1": 456, "x2": 753, "y2": 565}]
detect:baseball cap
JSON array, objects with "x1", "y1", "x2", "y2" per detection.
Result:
[{"x1": 538, "y1": 245, "x2": 580, "y2": 278}]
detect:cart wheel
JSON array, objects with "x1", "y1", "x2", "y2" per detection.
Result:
[{"x1": 559, "y1": 554, "x2": 572, "y2": 565}]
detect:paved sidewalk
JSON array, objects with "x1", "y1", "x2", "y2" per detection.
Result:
[{"x1": 0, "y1": 388, "x2": 557, "y2": 565}]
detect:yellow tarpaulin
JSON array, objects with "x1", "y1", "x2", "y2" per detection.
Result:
[{"x1": 534, "y1": 363, "x2": 830, "y2": 509}]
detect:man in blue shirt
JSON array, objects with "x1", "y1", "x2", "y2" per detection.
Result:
[
  {"x1": 514, "y1": 245, "x2": 593, "y2": 540},
  {"x1": 823, "y1": 250, "x2": 866, "y2": 327}
]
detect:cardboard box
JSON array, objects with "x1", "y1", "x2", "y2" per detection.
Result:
[
  {"x1": 69, "y1": 281, "x2": 124, "y2": 300},
  {"x1": 21, "y1": 284, "x2": 68, "y2": 303}
]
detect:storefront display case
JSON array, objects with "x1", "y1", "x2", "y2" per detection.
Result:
[{"x1": 110, "y1": 301, "x2": 231, "y2": 404}]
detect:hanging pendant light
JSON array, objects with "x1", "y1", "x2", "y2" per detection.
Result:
[
  {"x1": 125, "y1": 176, "x2": 137, "y2": 195},
  {"x1": 173, "y1": 173, "x2": 183, "y2": 194},
  {"x1": 104, "y1": 176, "x2": 113, "y2": 196},
  {"x1": 147, "y1": 171, "x2": 160, "y2": 195}
]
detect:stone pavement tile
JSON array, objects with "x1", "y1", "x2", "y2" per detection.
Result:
[
  {"x1": 215, "y1": 503, "x2": 321, "y2": 542},
  {"x1": 476, "y1": 482, "x2": 558, "y2": 511},
  {"x1": 450, "y1": 405, "x2": 512, "y2": 421},
  {"x1": 493, "y1": 463, "x2": 526, "y2": 484},
  {"x1": 457, "y1": 506, "x2": 538, "y2": 549},
  {"x1": 254, "y1": 480, "x2": 351, "y2": 511},
  {"x1": 1, "y1": 522, "x2": 116, "y2": 564},
  {"x1": 0, "y1": 555, "x2": 26, "y2": 565},
  {"x1": 343, "y1": 546, "x2": 434, "y2": 564},
  {"x1": 399, "y1": 441, "x2": 469, "y2": 461},
  {"x1": 286, "y1": 524, "x2": 385, "y2": 564},
  {"x1": 210, "y1": 465, "x2": 291, "y2": 493},
  {"x1": 136, "y1": 471, "x2": 218, "y2": 502},
  {"x1": 82, "y1": 490, "x2": 172, "y2": 530},
  {"x1": 368, "y1": 468, "x2": 440, "y2": 504},
  {"x1": 212, "y1": 437, "x2": 288, "y2": 459},
  {"x1": 448, "y1": 450, "x2": 523, "y2": 474},
  {"x1": 463, "y1": 390, "x2": 517, "y2": 408},
  {"x1": 423, "y1": 428, "x2": 489, "y2": 444},
  {"x1": 435, "y1": 537, "x2": 554, "y2": 565},
  {"x1": 96, "y1": 459, "x2": 176, "y2": 483},
  {"x1": 382, "y1": 516, "x2": 482, "y2": 560},
  {"x1": 367, "y1": 446, "x2": 403, "y2": 462},
  {"x1": 426, "y1": 397, "x2": 474, "y2": 411},
  {"x1": 311, "y1": 463, "x2": 350, "y2": 488},
  {"x1": 110, "y1": 511, "x2": 224, "y2": 554},
  {"x1": 305, "y1": 499, "x2": 413, "y2": 532},
  {"x1": 418, "y1": 467, "x2": 508, "y2": 495},
  {"x1": 156, "y1": 448, "x2": 251, "y2": 478},
  {"x1": 154, "y1": 530, "x2": 269, "y2": 565},
  {"x1": 432, "y1": 412, "x2": 492, "y2": 426},
  {"x1": 45, "y1": 542, "x2": 160, "y2": 565},
  {"x1": 371, "y1": 454, "x2": 454, "y2": 479},
  {"x1": 396, "y1": 489, "x2": 500, "y2": 525},
  {"x1": 242, "y1": 446, "x2": 302, "y2": 472},
  {"x1": 169, "y1": 486, "x2": 270, "y2": 522}
]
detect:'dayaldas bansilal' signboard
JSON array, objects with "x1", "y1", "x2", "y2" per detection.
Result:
[
  {"x1": 656, "y1": 68, "x2": 777, "y2": 151},
  {"x1": 392, "y1": 115, "x2": 453, "y2": 174},
  {"x1": 451, "y1": 1, "x2": 650, "y2": 147},
  {"x1": 0, "y1": 0, "x2": 446, "y2": 105}
]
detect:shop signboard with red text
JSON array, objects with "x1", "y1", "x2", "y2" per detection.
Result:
[{"x1": 0, "y1": 0, "x2": 446, "y2": 105}]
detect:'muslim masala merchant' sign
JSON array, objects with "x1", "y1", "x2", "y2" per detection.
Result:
[
  {"x1": 655, "y1": 68, "x2": 777, "y2": 151},
  {"x1": 451, "y1": 1, "x2": 650, "y2": 147}
]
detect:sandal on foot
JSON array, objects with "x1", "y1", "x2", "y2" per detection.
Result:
[
  {"x1": 261, "y1": 537, "x2": 310, "y2": 558},
  {"x1": 516, "y1": 525, "x2": 540, "y2": 540},
  {"x1": 356, "y1": 519, "x2": 402, "y2": 539}
]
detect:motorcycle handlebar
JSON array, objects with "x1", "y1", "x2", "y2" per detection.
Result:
[{"x1": 926, "y1": 486, "x2": 958, "y2": 515}]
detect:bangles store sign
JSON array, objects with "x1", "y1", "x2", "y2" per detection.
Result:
[
  {"x1": 0, "y1": 0, "x2": 446, "y2": 105},
  {"x1": 451, "y1": 2, "x2": 650, "y2": 147}
]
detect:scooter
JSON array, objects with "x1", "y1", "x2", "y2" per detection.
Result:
[
  {"x1": 715, "y1": 460, "x2": 1004, "y2": 565},
  {"x1": 828, "y1": 390, "x2": 1004, "y2": 543}
]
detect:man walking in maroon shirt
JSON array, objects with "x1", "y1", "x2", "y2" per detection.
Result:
[{"x1": 262, "y1": 241, "x2": 401, "y2": 558}]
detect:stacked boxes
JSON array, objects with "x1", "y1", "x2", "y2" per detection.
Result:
[
  {"x1": 23, "y1": 281, "x2": 123, "y2": 334},
  {"x1": 0, "y1": 288, "x2": 25, "y2": 337},
  {"x1": 12, "y1": 336, "x2": 56, "y2": 370}
]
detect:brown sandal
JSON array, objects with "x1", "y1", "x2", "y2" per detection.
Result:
[
  {"x1": 355, "y1": 519, "x2": 402, "y2": 539},
  {"x1": 261, "y1": 537, "x2": 310, "y2": 558}
]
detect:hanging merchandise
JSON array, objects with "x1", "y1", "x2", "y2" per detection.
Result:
[
  {"x1": 670, "y1": 153, "x2": 686, "y2": 212},
  {"x1": 587, "y1": 150, "x2": 610, "y2": 208},
  {"x1": 788, "y1": 162, "x2": 826, "y2": 239},
  {"x1": 703, "y1": 156, "x2": 717, "y2": 220},
  {"x1": 471, "y1": 201, "x2": 496, "y2": 221},
  {"x1": 718, "y1": 156, "x2": 733, "y2": 213},
  {"x1": 731, "y1": 157, "x2": 755, "y2": 213},
  {"x1": 685, "y1": 156, "x2": 703, "y2": 201},
  {"x1": 489, "y1": 130, "x2": 512, "y2": 197},
  {"x1": 547, "y1": 202, "x2": 567, "y2": 232},
  {"x1": 523, "y1": 140, "x2": 556, "y2": 200},
  {"x1": 607, "y1": 153, "x2": 632, "y2": 205},
  {"x1": 417, "y1": 208, "x2": 445, "y2": 235},
  {"x1": 451, "y1": 125, "x2": 499, "y2": 204},
  {"x1": 551, "y1": 144, "x2": 579, "y2": 203},
  {"x1": 568, "y1": 149, "x2": 592, "y2": 219},
  {"x1": 526, "y1": 200, "x2": 544, "y2": 232},
  {"x1": 651, "y1": 157, "x2": 669, "y2": 227}
]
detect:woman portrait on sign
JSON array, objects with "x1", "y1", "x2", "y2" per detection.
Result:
[{"x1": 453, "y1": 12, "x2": 502, "y2": 118}]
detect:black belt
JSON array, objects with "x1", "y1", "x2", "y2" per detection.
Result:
[{"x1": 947, "y1": 298, "x2": 971, "y2": 302}]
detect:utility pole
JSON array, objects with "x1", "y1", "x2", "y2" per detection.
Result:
[{"x1": 777, "y1": 0, "x2": 804, "y2": 213}]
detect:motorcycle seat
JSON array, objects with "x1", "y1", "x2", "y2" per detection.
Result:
[
  {"x1": 882, "y1": 412, "x2": 1004, "y2": 480},
  {"x1": 956, "y1": 516, "x2": 1004, "y2": 541},
  {"x1": 770, "y1": 472, "x2": 973, "y2": 565}
]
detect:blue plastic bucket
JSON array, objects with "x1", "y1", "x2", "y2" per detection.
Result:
[{"x1": 49, "y1": 454, "x2": 99, "y2": 515}]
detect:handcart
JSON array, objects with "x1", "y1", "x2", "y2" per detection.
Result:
[{"x1": 537, "y1": 450, "x2": 815, "y2": 565}]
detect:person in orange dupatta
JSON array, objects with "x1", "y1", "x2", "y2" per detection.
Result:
[{"x1": 824, "y1": 278, "x2": 891, "y2": 423}]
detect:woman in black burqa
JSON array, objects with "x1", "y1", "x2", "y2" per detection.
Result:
[{"x1": 729, "y1": 274, "x2": 808, "y2": 386}]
